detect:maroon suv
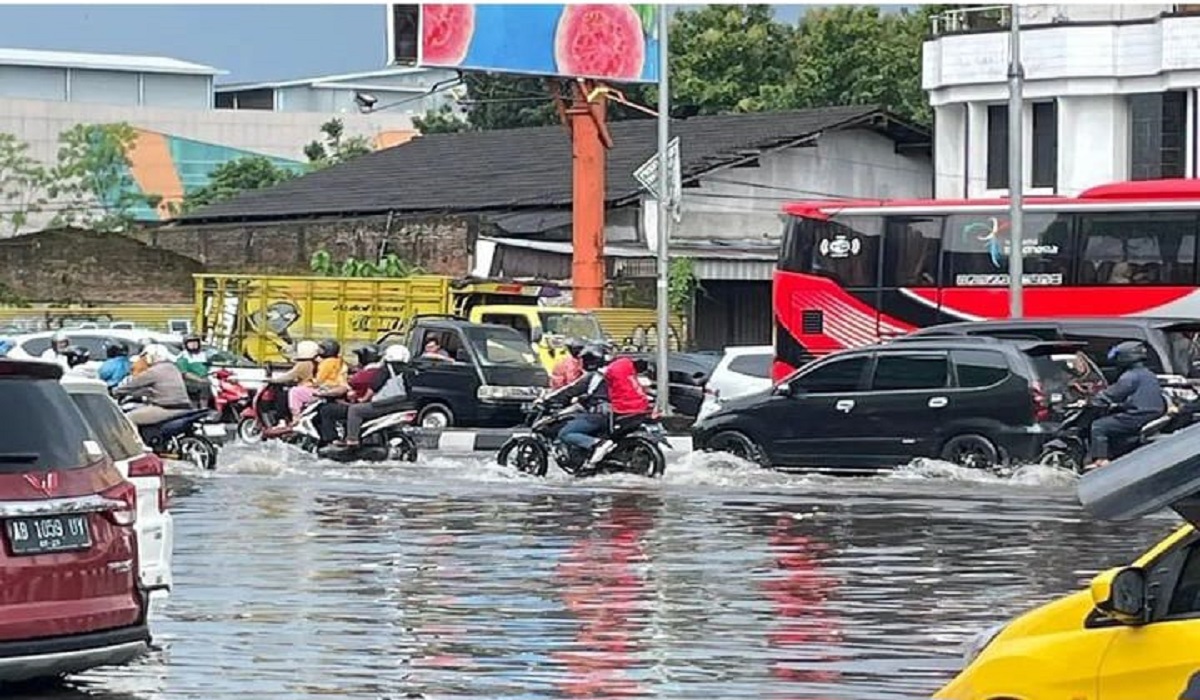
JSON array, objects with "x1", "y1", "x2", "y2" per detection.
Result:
[{"x1": 0, "y1": 359, "x2": 150, "y2": 683}]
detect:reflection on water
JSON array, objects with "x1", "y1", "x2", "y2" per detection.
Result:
[{"x1": 26, "y1": 450, "x2": 1182, "y2": 699}]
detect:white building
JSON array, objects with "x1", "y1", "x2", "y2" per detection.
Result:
[
  {"x1": 215, "y1": 66, "x2": 461, "y2": 116},
  {"x1": 923, "y1": 4, "x2": 1200, "y2": 198}
]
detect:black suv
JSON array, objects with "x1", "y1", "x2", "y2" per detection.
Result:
[
  {"x1": 692, "y1": 337, "x2": 1103, "y2": 471},
  {"x1": 905, "y1": 318, "x2": 1200, "y2": 384}
]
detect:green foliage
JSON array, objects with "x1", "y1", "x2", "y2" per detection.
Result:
[
  {"x1": 305, "y1": 119, "x2": 373, "y2": 169},
  {"x1": 181, "y1": 156, "x2": 299, "y2": 213},
  {"x1": 0, "y1": 132, "x2": 49, "y2": 236},
  {"x1": 667, "y1": 257, "x2": 700, "y2": 316},
  {"x1": 48, "y1": 123, "x2": 156, "y2": 232},
  {"x1": 310, "y1": 249, "x2": 424, "y2": 278},
  {"x1": 413, "y1": 104, "x2": 472, "y2": 135}
]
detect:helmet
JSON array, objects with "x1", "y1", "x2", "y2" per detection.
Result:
[
  {"x1": 64, "y1": 346, "x2": 90, "y2": 368},
  {"x1": 579, "y1": 344, "x2": 607, "y2": 372},
  {"x1": 383, "y1": 344, "x2": 411, "y2": 364},
  {"x1": 183, "y1": 333, "x2": 202, "y2": 349},
  {"x1": 293, "y1": 340, "x2": 320, "y2": 360},
  {"x1": 1108, "y1": 340, "x2": 1149, "y2": 369},
  {"x1": 51, "y1": 332, "x2": 69, "y2": 350},
  {"x1": 104, "y1": 341, "x2": 127, "y2": 359},
  {"x1": 317, "y1": 339, "x2": 341, "y2": 358},
  {"x1": 353, "y1": 344, "x2": 381, "y2": 367},
  {"x1": 141, "y1": 343, "x2": 171, "y2": 365},
  {"x1": 565, "y1": 337, "x2": 586, "y2": 358}
]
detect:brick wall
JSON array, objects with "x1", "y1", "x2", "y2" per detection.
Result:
[
  {"x1": 0, "y1": 228, "x2": 202, "y2": 304},
  {"x1": 133, "y1": 214, "x2": 476, "y2": 276}
]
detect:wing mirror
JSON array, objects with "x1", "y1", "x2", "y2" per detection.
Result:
[
  {"x1": 774, "y1": 382, "x2": 792, "y2": 396},
  {"x1": 1090, "y1": 566, "x2": 1148, "y2": 625}
]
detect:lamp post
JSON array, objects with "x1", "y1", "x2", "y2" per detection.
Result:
[{"x1": 1007, "y1": 3, "x2": 1025, "y2": 318}]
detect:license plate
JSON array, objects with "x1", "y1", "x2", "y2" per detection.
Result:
[
  {"x1": 203, "y1": 424, "x2": 227, "y2": 437},
  {"x1": 6, "y1": 514, "x2": 92, "y2": 555}
]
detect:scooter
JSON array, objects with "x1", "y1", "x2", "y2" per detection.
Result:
[
  {"x1": 496, "y1": 391, "x2": 668, "y2": 478},
  {"x1": 211, "y1": 368, "x2": 253, "y2": 425},
  {"x1": 1037, "y1": 391, "x2": 1183, "y2": 472},
  {"x1": 120, "y1": 399, "x2": 221, "y2": 471},
  {"x1": 240, "y1": 386, "x2": 419, "y2": 462}
]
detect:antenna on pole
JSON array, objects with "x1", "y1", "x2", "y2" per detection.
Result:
[{"x1": 1007, "y1": 3, "x2": 1025, "y2": 318}]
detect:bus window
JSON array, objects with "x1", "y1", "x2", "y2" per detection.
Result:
[
  {"x1": 883, "y1": 216, "x2": 942, "y2": 287},
  {"x1": 942, "y1": 213, "x2": 1073, "y2": 288},
  {"x1": 779, "y1": 214, "x2": 883, "y2": 288},
  {"x1": 1078, "y1": 211, "x2": 1198, "y2": 285}
]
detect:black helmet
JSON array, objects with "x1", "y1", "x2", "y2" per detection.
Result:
[
  {"x1": 565, "y1": 337, "x2": 586, "y2": 358},
  {"x1": 1108, "y1": 340, "x2": 1148, "y2": 369},
  {"x1": 64, "y1": 345, "x2": 90, "y2": 368},
  {"x1": 353, "y1": 344, "x2": 381, "y2": 367},
  {"x1": 318, "y1": 339, "x2": 341, "y2": 358},
  {"x1": 579, "y1": 344, "x2": 607, "y2": 372},
  {"x1": 104, "y1": 341, "x2": 127, "y2": 359}
]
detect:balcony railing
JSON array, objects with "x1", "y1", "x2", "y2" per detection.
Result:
[
  {"x1": 931, "y1": 4, "x2": 1198, "y2": 37},
  {"x1": 930, "y1": 5, "x2": 1011, "y2": 36}
]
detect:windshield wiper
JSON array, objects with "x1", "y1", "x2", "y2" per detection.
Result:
[{"x1": 0, "y1": 452, "x2": 40, "y2": 464}]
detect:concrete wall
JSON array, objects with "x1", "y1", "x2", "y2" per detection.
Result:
[
  {"x1": 0, "y1": 228, "x2": 202, "y2": 304},
  {"x1": 136, "y1": 214, "x2": 476, "y2": 277},
  {"x1": 665, "y1": 128, "x2": 933, "y2": 242}
]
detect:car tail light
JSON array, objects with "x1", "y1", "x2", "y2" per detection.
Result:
[
  {"x1": 1030, "y1": 381, "x2": 1051, "y2": 422},
  {"x1": 129, "y1": 454, "x2": 168, "y2": 511},
  {"x1": 101, "y1": 480, "x2": 137, "y2": 526}
]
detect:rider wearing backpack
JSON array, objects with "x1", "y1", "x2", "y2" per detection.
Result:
[{"x1": 329, "y1": 344, "x2": 415, "y2": 450}]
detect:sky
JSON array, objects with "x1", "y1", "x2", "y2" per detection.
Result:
[{"x1": 0, "y1": 4, "x2": 812, "y2": 85}]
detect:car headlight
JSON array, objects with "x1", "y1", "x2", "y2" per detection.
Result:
[{"x1": 961, "y1": 623, "x2": 1006, "y2": 667}]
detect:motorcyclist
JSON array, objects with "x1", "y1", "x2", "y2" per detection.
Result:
[
  {"x1": 556, "y1": 344, "x2": 652, "y2": 467},
  {"x1": 97, "y1": 342, "x2": 132, "y2": 388},
  {"x1": 327, "y1": 344, "x2": 415, "y2": 452},
  {"x1": 286, "y1": 339, "x2": 348, "y2": 420},
  {"x1": 176, "y1": 333, "x2": 212, "y2": 408},
  {"x1": 551, "y1": 338, "x2": 586, "y2": 389},
  {"x1": 39, "y1": 332, "x2": 71, "y2": 368},
  {"x1": 1087, "y1": 340, "x2": 1167, "y2": 470},
  {"x1": 62, "y1": 345, "x2": 91, "y2": 375},
  {"x1": 114, "y1": 344, "x2": 194, "y2": 427},
  {"x1": 263, "y1": 339, "x2": 320, "y2": 432},
  {"x1": 315, "y1": 344, "x2": 385, "y2": 447}
]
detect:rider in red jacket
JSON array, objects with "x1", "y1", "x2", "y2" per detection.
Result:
[{"x1": 557, "y1": 345, "x2": 652, "y2": 466}]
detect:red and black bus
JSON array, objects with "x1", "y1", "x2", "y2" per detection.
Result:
[{"x1": 774, "y1": 179, "x2": 1200, "y2": 381}]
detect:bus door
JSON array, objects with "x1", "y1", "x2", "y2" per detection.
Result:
[{"x1": 880, "y1": 216, "x2": 944, "y2": 334}]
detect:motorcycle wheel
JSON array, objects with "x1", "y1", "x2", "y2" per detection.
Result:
[
  {"x1": 388, "y1": 435, "x2": 419, "y2": 463},
  {"x1": 237, "y1": 417, "x2": 263, "y2": 443},
  {"x1": 177, "y1": 435, "x2": 218, "y2": 471},
  {"x1": 497, "y1": 437, "x2": 549, "y2": 477},
  {"x1": 1037, "y1": 449, "x2": 1082, "y2": 473},
  {"x1": 611, "y1": 437, "x2": 666, "y2": 478}
]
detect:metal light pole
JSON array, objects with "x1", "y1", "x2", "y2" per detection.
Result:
[
  {"x1": 654, "y1": 4, "x2": 671, "y2": 414},
  {"x1": 1007, "y1": 4, "x2": 1025, "y2": 318}
]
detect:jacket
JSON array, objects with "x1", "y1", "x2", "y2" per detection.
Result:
[
  {"x1": 271, "y1": 359, "x2": 317, "y2": 386},
  {"x1": 115, "y1": 360, "x2": 191, "y2": 409},
  {"x1": 1101, "y1": 365, "x2": 1166, "y2": 419},
  {"x1": 98, "y1": 356, "x2": 132, "y2": 387},
  {"x1": 585, "y1": 356, "x2": 651, "y2": 416}
]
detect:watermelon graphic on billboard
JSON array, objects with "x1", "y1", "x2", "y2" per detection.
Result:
[{"x1": 417, "y1": 3, "x2": 660, "y2": 83}]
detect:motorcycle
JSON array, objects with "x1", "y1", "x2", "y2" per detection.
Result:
[
  {"x1": 496, "y1": 392, "x2": 669, "y2": 478},
  {"x1": 1037, "y1": 390, "x2": 1183, "y2": 472},
  {"x1": 211, "y1": 368, "x2": 253, "y2": 425},
  {"x1": 120, "y1": 400, "x2": 221, "y2": 471},
  {"x1": 240, "y1": 385, "x2": 419, "y2": 462}
]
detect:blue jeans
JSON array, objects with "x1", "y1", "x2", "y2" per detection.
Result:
[{"x1": 558, "y1": 413, "x2": 608, "y2": 451}]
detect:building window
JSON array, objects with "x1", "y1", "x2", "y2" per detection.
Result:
[
  {"x1": 987, "y1": 102, "x2": 1057, "y2": 190},
  {"x1": 1130, "y1": 91, "x2": 1188, "y2": 180},
  {"x1": 1032, "y1": 101, "x2": 1057, "y2": 189}
]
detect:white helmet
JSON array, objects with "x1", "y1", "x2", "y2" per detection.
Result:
[
  {"x1": 141, "y1": 343, "x2": 171, "y2": 364},
  {"x1": 293, "y1": 340, "x2": 320, "y2": 360},
  {"x1": 383, "y1": 344, "x2": 411, "y2": 364}
]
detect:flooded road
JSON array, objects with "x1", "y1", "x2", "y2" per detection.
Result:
[{"x1": 20, "y1": 446, "x2": 1181, "y2": 700}]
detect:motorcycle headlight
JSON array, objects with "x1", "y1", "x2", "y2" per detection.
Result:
[{"x1": 961, "y1": 623, "x2": 1006, "y2": 667}]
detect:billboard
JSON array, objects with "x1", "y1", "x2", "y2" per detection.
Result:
[{"x1": 414, "y1": 4, "x2": 660, "y2": 83}]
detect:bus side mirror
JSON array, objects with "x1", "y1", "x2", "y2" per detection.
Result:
[{"x1": 1090, "y1": 566, "x2": 1148, "y2": 625}]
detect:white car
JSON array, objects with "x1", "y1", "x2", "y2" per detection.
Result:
[
  {"x1": 696, "y1": 345, "x2": 775, "y2": 421},
  {"x1": 60, "y1": 375, "x2": 174, "y2": 594},
  {"x1": 8, "y1": 328, "x2": 267, "y2": 391}
]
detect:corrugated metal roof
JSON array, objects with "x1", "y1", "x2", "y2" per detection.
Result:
[{"x1": 0, "y1": 47, "x2": 223, "y2": 75}]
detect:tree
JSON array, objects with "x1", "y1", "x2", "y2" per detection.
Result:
[
  {"x1": 305, "y1": 118, "x2": 373, "y2": 169},
  {"x1": 181, "y1": 156, "x2": 299, "y2": 213},
  {"x1": 413, "y1": 104, "x2": 472, "y2": 135},
  {"x1": 47, "y1": 123, "x2": 156, "y2": 232},
  {"x1": 0, "y1": 132, "x2": 49, "y2": 236}
]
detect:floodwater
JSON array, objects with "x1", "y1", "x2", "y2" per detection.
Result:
[{"x1": 17, "y1": 445, "x2": 1181, "y2": 700}]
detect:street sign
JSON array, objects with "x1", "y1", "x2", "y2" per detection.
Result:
[{"x1": 634, "y1": 136, "x2": 681, "y2": 209}]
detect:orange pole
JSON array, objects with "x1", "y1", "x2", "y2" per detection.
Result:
[{"x1": 568, "y1": 82, "x2": 608, "y2": 310}]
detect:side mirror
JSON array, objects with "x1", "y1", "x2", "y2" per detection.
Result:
[
  {"x1": 774, "y1": 382, "x2": 792, "y2": 396},
  {"x1": 1090, "y1": 566, "x2": 1148, "y2": 625}
]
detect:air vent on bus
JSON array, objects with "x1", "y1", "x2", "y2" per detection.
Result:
[{"x1": 801, "y1": 310, "x2": 824, "y2": 335}]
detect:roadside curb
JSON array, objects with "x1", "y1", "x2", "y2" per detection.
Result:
[{"x1": 412, "y1": 428, "x2": 694, "y2": 454}]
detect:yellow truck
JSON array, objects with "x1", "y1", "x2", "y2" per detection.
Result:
[{"x1": 194, "y1": 274, "x2": 681, "y2": 368}]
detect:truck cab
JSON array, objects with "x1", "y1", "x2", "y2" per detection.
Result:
[
  {"x1": 379, "y1": 316, "x2": 548, "y2": 429},
  {"x1": 467, "y1": 305, "x2": 606, "y2": 373}
]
